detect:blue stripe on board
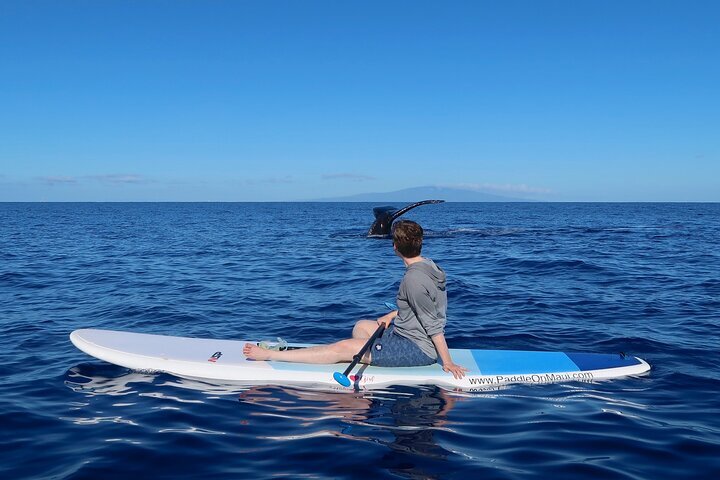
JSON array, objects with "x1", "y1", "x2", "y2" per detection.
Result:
[
  {"x1": 471, "y1": 350, "x2": 580, "y2": 375},
  {"x1": 264, "y1": 349, "x2": 639, "y2": 375},
  {"x1": 565, "y1": 353, "x2": 641, "y2": 371}
]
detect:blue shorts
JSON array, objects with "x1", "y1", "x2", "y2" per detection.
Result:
[{"x1": 370, "y1": 326, "x2": 437, "y2": 367}]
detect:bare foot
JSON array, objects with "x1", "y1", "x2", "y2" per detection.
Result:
[{"x1": 243, "y1": 343, "x2": 273, "y2": 360}]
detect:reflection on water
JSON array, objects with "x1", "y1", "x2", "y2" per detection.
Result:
[
  {"x1": 65, "y1": 363, "x2": 157, "y2": 397},
  {"x1": 65, "y1": 362, "x2": 471, "y2": 479},
  {"x1": 239, "y1": 383, "x2": 465, "y2": 477}
]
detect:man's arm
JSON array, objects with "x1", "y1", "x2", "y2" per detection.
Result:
[
  {"x1": 431, "y1": 333, "x2": 469, "y2": 379},
  {"x1": 377, "y1": 310, "x2": 398, "y2": 328}
]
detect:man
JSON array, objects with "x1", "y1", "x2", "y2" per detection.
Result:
[{"x1": 243, "y1": 220, "x2": 467, "y2": 379}]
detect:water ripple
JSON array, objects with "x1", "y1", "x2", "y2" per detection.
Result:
[{"x1": 1, "y1": 203, "x2": 719, "y2": 479}]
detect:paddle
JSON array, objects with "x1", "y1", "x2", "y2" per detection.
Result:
[
  {"x1": 384, "y1": 301, "x2": 398, "y2": 311},
  {"x1": 333, "y1": 323, "x2": 386, "y2": 387}
]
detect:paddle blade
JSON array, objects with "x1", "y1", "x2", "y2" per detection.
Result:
[{"x1": 333, "y1": 372, "x2": 351, "y2": 387}]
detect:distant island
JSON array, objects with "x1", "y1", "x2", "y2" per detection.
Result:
[{"x1": 310, "y1": 186, "x2": 533, "y2": 202}]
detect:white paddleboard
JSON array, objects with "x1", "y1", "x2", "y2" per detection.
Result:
[{"x1": 70, "y1": 329, "x2": 650, "y2": 391}]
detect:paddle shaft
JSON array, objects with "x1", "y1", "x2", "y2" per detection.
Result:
[{"x1": 340, "y1": 323, "x2": 386, "y2": 377}]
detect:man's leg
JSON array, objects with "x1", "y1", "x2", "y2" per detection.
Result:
[
  {"x1": 243, "y1": 338, "x2": 371, "y2": 364},
  {"x1": 352, "y1": 320, "x2": 378, "y2": 339}
]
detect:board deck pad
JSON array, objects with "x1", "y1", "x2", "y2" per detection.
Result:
[{"x1": 70, "y1": 329, "x2": 650, "y2": 390}]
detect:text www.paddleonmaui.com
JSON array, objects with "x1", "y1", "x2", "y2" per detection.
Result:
[{"x1": 468, "y1": 371, "x2": 595, "y2": 386}]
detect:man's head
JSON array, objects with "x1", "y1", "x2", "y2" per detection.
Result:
[{"x1": 392, "y1": 220, "x2": 423, "y2": 258}]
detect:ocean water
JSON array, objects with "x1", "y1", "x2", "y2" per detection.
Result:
[{"x1": 1, "y1": 202, "x2": 718, "y2": 479}]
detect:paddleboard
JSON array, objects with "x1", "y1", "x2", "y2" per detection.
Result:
[{"x1": 70, "y1": 329, "x2": 650, "y2": 391}]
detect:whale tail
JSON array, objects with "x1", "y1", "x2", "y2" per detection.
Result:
[{"x1": 367, "y1": 199, "x2": 445, "y2": 237}]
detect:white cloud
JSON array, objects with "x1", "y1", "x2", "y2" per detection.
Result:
[
  {"x1": 322, "y1": 173, "x2": 376, "y2": 182},
  {"x1": 87, "y1": 174, "x2": 148, "y2": 184},
  {"x1": 38, "y1": 176, "x2": 78, "y2": 185},
  {"x1": 35, "y1": 173, "x2": 153, "y2": 187},
  {"x1": 443, "y1": 182, "x2": 553, "y2": 195},
  {"x1": 245, "y1": 176, "x2": 295, "y2": 185}
]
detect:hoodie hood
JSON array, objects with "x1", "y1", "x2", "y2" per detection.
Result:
[{"x1": 407, "y1": 258, "x2": 446, "y2": 290}]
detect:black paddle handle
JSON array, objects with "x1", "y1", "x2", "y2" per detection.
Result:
[{"x1": 341, "y1": 324, "x2": 386, "y2": 377}]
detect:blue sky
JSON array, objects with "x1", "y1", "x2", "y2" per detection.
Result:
[{"x1": 1, "y1": 0, "x2": 718, "y2": 201}]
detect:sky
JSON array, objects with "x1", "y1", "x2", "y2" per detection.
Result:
[{"x1": 1, "y1": 0, "x2": 718, "y2": 202}]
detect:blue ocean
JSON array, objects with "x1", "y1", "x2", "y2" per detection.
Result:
[{"x1": 1, "y1": 202, "x2": 718, "y2": 479}]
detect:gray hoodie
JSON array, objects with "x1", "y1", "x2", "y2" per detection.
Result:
[{"x1": 394, "y1": 258, "x2": 447, "y2": 359}]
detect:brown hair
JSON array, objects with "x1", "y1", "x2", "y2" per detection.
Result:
[{"x1": 392, "y1": 220, "x2": 423, "y2": 258}]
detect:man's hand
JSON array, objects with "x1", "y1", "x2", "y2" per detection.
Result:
[
  {"x1": 442, "y1": 362, "x2": 469, "y2": 380},
  {"x1": 431, "y1": 333, "x2": 468, "y2": 380},
  {"x1": 377, "y1": 310, "x2": 397, "y2": 328}
]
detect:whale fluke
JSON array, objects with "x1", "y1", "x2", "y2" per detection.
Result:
[{"x1": 367, "y1": 200, "x2": 445, "y2": 237}]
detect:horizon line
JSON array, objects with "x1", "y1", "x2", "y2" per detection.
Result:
[{"x1": 1, "y1": 200, "x2": 718, "y2": 204}]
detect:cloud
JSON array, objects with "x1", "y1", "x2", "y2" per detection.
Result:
[
  {"x1": 38, "y1": 176, "x2": 78, "y2": 185},
  {"x1": 322, "y1": 173, "x2": 376, "y2": 182},
  {"x1": 87, "y1": 174, "x2": 148, "y2": 184},
  {"x1": 443, "y1": 183, "x2": 554, "y2": 195},
  {"x1": 34, "y1": 173, "x2": 154, "y2": 187},
  {"x1": 245, "y1": 176, "x2": 295, "y2": 186}
]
